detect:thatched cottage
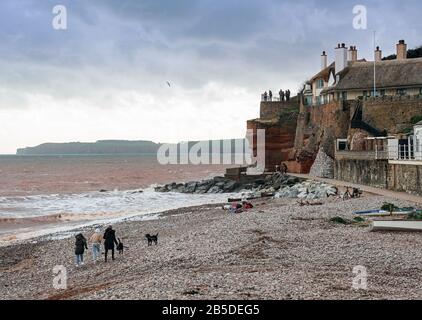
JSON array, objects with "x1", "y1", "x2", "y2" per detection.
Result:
[{"x1": 304, "y1": 40, "x2": 422, "y2": 106}]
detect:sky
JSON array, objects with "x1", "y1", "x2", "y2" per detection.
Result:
[{"x1": 0, "y1": 0, "x2": 421, "y2": 154}]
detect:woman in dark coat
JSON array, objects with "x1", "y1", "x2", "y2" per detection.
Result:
[
  {"x1": 103, "y1": 226, "x2": 118, "y2": 262},
  {"x1": 74, "y1": 233, "x2": 88, "y2": 266}
]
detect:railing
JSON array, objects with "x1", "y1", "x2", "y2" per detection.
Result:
[
  {"x1": 261, "y1": 94, "x2": 290, "y2": 102},
  {"x1": 364, "y1": 94, "x2": 422, "y2": 103},
  {"x1": 335, "y1": 145, "x2": 422, "y2": 162},
  {"x1": 387, "y1": 144, "x2": 422, "y2": 161},
  {"x1": 335, "y1": 150, "x2": 389, "y2": 161}
]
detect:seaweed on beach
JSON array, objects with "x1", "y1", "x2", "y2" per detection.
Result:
[
  {"x1": 329, "y1": 216, "x2": 367, "y2": 225},
  {"x1": 407, "y1": 210, "x2": 422, "y2": 220},
  {"x1": 329, "y1": 217, "x2": 353, "y2": 225},
  {"x1": 381, "y1": 202, "x2": 399, "y2": 212}
]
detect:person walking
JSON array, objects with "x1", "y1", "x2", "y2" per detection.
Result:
[
  {"x1": 74, "y1": 233, "x2": 88, "y2": 267},
  {"x1": 103, "y1": 226, "x2": 118, "y2": 262},
  {"x1": 89, "y1": 228, "x2": 102, "y2": 263}
]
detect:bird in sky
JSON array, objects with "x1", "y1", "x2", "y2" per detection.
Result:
[{"x1": 166, "y1": 81, "x2": 171, "y2": 87}]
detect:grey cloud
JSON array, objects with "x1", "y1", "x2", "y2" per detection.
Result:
[{"x1": 0, "y1": 0, "x2": 422, "y2": 108}]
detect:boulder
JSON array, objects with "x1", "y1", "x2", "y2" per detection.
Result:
[
  {"x1": 207, "y1": 186, "x2": 223, "y2": 194},
  {"x1": 195, "y1": 180, "x2": 214, "y2": 194},
  {"x1": 222, "y1": 181, "x2": 239, "y2": 192},
  {"x1": 183, "y1": 182, "x2": 198, "y2": 193}
]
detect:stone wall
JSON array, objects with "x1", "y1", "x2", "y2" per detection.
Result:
[
  {"x1": 334, "y1": 159, "x2": 389, "y2": 189},
  {"x1": 388, "y1": 162, "x2": 422, "y2": 195},
  {"x1": 260, "y1": 97, "x2": 299, "y2": 120},
  {"x1": 309, "y1": 148, "x2": 334, "y2": 178},
  {"x1": 363, "y1": 96, "x2": 422, "y2": 134},
  {"x1": 335, "y1": 159, "x2": 422, "y2": 195},
  {"x1": 260, "y1": 101, "x2": 285, "y2": 119}
]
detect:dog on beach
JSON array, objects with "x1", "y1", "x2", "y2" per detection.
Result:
[
  {"x1": 116, "y1": 238, "x2": 128, "y2": 254},
  {"x1": 145, "y1": 233, "x2": 158, "y2": 246}
]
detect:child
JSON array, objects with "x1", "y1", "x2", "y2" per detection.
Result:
[
  {"x1": 89, "y1": 228, "x2": 102, "y2": 263},
  {"x1": 74, "y1": 233, "x2": 88, "y2": 267}
]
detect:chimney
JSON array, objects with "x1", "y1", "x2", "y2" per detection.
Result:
[
  {"x1": 396, "y1": 40, "x2": 407, "y2": 60},
  {"x1": 335, "y1": 43, "x2": 348, "y2": 74},
  {"x1": 375, "y1": 46, "x2": 382, "y2": 62},
  {"x1": 321, "y1": 51, "x2": 327, "y2": 69},
  {"x1": 348, "y1": 46, "x2": 358, "y2": 62}
]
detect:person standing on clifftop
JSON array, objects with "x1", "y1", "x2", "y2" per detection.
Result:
[
  {"x1": 286, "y1": 89, "x2": 291, "y2": 101},
  {"x1": 269, "y1": 90, "x2": 273, "y2": 101},
  {"x1": 263, "y1": 91, "x2": 268, "y2": 101},
  {"x1": 279, "y1": 89, "x2": 285, "y2": 102}
]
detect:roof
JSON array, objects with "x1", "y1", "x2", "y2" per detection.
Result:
[
  {"x1": 310, "y1": 62, "x2": 335, "y2": 82},
  {"x1": 324, "y1": 58, "x2": 422, "y2": 92}
]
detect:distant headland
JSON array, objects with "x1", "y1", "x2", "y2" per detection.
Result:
[{"x1": 16, "y1": 139, "x2": 248, "y2": 155}]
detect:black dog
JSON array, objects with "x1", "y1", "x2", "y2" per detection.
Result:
[
  {"x1": 145, "y1": 233, "x2": 158, "y2": 246},
  {"x1": 116, "y1": 238, "x2": 128, "y2": 254}
]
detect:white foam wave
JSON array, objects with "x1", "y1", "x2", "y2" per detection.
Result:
[{"x1": 0, "y1": 188, "x2": 235, "y2": 246}]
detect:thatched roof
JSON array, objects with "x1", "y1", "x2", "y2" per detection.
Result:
[
  {"x1": 323, "y1": 57, "x2": 422, "y2": 92},
  {"x1": 310, "y1": 62, "x2": 334, "y2": 82}
]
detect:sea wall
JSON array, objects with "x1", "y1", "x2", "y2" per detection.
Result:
[
  {"x1": 335, "y1": 159, "x2": 422, "y2": 195},
  {"x1": 334, "y1": 159, "x2": 389, "y2": 189},
  {"x1": 388, "y1": 162, "x2": 422, "y2": 195}
]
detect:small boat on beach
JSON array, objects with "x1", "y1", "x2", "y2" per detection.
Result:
[
  {"x1": 371, "y1": 220, "x2": 422, "y2": 232},
  {"x1": 354, "y1": 207, "x2": 415, "y2": 217}
]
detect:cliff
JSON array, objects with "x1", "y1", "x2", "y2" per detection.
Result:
[{"x1": 247, "y1": 97, "x2": 299, "y2": 171}]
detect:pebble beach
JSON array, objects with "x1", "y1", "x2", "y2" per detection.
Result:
[{"x1": 1, "y1": 192, "x2": 422, "y2": 300}]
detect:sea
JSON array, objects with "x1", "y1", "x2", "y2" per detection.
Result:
[{"x1": 0, "y1": 154, "x2": 236, "y2": 245}]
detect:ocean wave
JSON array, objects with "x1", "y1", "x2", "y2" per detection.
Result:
[{"x1": 0, "y1": 188, "x2": 236, "y2": 246}]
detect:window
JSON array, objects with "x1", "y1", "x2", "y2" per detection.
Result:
[
  {"x1": 316, "y1": 96, "x2": 321, "y2": 105},
  {"x1": 419, "y1": 88, "x2": 422, "y2": 95},
  {"x1": 380, "y1": 89, "x2": 386, "y2": 96},
  {"x1": 304, "y1": 96, "x2": 312, "y2": 106},
  {"x1": 337, "y1": 140, "x2": 348, "y2": 151},
  {"x1": 397, "y1": 88, "x2": 407, "y2": 96},
  {"x1": 341, "y1": 91, "x2": 347, "y2": 100},
  {"x1": 316, "y1": 79, "x2": 324, "y2": 89}
]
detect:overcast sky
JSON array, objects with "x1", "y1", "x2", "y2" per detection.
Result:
[{"x1": 0, "y1": 0, "x2": 421, "y2": 153}]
